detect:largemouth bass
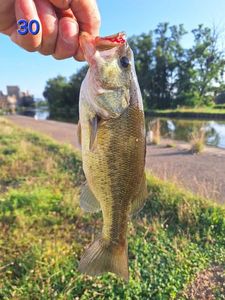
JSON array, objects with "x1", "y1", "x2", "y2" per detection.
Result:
[{"x1": 78, "y1": 32, "x2": 147, "y2": 281}]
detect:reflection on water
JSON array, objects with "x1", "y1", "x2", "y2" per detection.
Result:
[
  {"x1": 18, "y1": 107, "x2": 49, "y2": 120},
  {"x1": 34, "y1": 108, "x2": 50, "y2": 120},
  {"x1": 146, "y1": 118, "x2": 225, "y2": 149}
]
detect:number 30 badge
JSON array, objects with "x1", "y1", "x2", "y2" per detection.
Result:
[{"x1": 17, "y1": 19, "x2": 40, "y2": 35}]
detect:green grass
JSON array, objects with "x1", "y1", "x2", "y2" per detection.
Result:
[
  {"x1": 214, "y1": 104, "x2": 225, "y2": 110},
  {"x1": 149, "y1": 106, "x2": 225, "y2": 115},
  {"x1": 0, "y1": 117, "x2": 224, "y2": 299}
]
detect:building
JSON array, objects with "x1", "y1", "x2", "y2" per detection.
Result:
[
  {"x1": 0, "y1": 86, "x2": 34, "y2": 113},
  {"x1": 0, "y1": 86, "x2": 20, "y2": 113},
  {"x1": 7, "y1": 86, "x2": 21, "y2": 100},
  {"x1": 0, "y1": 85, "x2": 35, "y2": 113},
  {"x1": 17, "y1": 91, "x2": 35, "y2": 107},
  {"x1": 0, "y1": 91, "x2": 8, "y2": 110}
]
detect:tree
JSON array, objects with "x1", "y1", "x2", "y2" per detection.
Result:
[
  {"x1": 152, "y1": 23, "x2": 187, "y2": 109},
  {"x1": 187, "y1": 25, "x2": 225, "y2": 106},
  {"x1": 43, "y1": 65, "x2": 88, "y2": 122},
  {"x1": 130, "y1": 23, "x2": 187, "y2": 109},
  {"x1": 128, "y1": 32, "x2": 154, "y2": 110},
  {"x1": 43, "y1": 23, "x2": 225, "y2": 118}
]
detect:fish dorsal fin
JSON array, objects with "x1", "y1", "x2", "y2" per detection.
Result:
[
  {"x1": 130, "y1": 173, "x2": 148, "y2": 216},
  {"x1": 80, "y1": 183, "x2": 101, "y2": 213}
]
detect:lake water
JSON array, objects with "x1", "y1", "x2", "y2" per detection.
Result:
[
  {"x1": 18, "y1": 107, "x2": 50, "y2": 120},
  {"x1": 18, "y1": 108, "x2": 225, "y2": 150},
  {"x1": 146, "y1": 118, "x2": 225, "y2": 149}
]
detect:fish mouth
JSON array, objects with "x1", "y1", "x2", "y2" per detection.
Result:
[{"x1": 95, "y1": 32, "x2": 126, "y2": 51}]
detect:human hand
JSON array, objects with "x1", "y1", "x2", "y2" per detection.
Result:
[{"x1": 0, "y1": 0, "x2": 101, "y2": 61}]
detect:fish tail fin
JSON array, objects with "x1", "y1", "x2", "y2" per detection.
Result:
[{"x1": 78, "y1": 236, "x2": 129, "y2": 281}]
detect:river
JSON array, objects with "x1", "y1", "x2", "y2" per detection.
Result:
[
  {"x1": 18, "y1": 108, "x2": 225, "y2": 150},
  {"x1": 146, "y1": 118, "x2": 225, "y2": 149}
]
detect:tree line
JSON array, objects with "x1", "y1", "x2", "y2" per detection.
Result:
[{"x1": 43, "y1": 23, "x2": 225, "y2": 121}]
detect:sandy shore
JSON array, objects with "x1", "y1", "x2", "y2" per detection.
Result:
[{"x1": 7, "y1": 115, "x2": 225, "y2": 204}]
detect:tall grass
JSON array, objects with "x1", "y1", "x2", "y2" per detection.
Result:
[
  {"x1": 147, "y1": 118, "x2": 161, "y2": 145},
  {"x1": 189, "y1": 128, "x2": 205, "y2": 154}
]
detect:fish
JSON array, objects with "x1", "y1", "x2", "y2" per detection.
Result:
[{"x1": 77, "y1": 32, "x2": 147, "y2": 281}]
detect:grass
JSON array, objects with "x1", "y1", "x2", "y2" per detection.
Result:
[
  {"x1": 149, "y1": 119, "x2": 161, "y2": 145},
  {"x1": 165, "y1": 143, "x2": 176, "y2": 148},
  {"x1": 189, "y1": 128, "x2": 205, "y2": 154},
  {"x1": 214, "y1": 104, "x2": 225, "y2": 110},
  {"x1": 148, "y1": 106, "x2": 225, "y2": 117},
  {"x1": 0, "y1": 117, "x2": 224, "y2": 299}
]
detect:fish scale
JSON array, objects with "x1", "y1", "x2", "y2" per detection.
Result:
[{"x1": 83, "y1": 105, "x2": 145, "y2": 243}]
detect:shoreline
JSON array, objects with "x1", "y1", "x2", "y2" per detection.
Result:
[
  {"x1": 147, "y1": 110, "x2": 225, "y2": 120},
  {"x1": 155, "y1": 138, "x2": 225, "y2": 156},
  {"x1": 5, "y1": 115, "x2": 225, "y2": 204}
]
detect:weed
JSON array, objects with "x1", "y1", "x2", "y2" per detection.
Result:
[{"x1": 189, "y1": 127, "x2": 205, "y2": 153}]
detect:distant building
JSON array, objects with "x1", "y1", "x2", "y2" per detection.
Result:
[
  {"x1": 0, "y1": 91, "x2": 8, "y2": 110},
  {"x1": 17, "y1": 91, "x2": 35, "y2": 107},
  {"x1": 0, "y1": 86, "x2": 34, "y2": 113},
  {"x1": 7, "y1": 95, "x2": 17, "y2": 113},
  {"x1": 7, "y1": 86, "x2": 21, "y2": 100}
]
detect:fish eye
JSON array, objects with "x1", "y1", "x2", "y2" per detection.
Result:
[{"x1": 120, "y1": 56, "x2": 130, "y2": 68}]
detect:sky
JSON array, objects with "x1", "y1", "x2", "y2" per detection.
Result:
[{"x1": 1, "y1": 0, "x2": 225, "y2": 98}]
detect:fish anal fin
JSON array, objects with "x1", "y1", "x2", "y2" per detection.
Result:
[
  {"x1": 78, "y1": 237, "x2": 129, "y2": 281},
  {"x1": 130, "y1": 173, "x2": 148, "y2": 215},
  {"x1": 80, "y1": 183, "x2": 101, "y2": 213}
]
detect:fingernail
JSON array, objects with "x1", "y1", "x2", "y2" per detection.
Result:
[{"x1": 60, "y1": 20, "x2": 78, "y2": 45}]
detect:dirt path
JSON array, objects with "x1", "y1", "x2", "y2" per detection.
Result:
[{"x1": 7, "y1": 115, "x2": 225, "y2": 204}]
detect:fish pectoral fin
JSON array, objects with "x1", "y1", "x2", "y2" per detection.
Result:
[
  {"x1": 89, "y1": 115, "x2": 98, "y2": 151},
  {"x1": 130, "y1": 173, "x2": 148, "y2": 216},
  {"x1": 77, "y1": 121, "x2": 81, "y2": 146},
  {"x1": 80, "y1": 183, "x2": 101, "y2": 213}
]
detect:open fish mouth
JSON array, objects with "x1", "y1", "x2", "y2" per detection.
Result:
[{"x1": 95, "y1": 32, "x2": 126, "y2": 51}]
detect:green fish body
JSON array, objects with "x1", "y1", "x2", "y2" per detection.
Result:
[{"x1": 78, "y1": 33, "x2": 147, "y2": 281}]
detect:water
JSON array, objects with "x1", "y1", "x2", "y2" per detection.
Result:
[
  {"x1": 18, "y1": 108, "x2": 225, "y2": 150},
  {"x1": 146, "y1": 118, "x2": 225, "y2": 149},
  {"x1": 34, "y1": 107, "x2": 50, "y2": 120},
  {"x1": 18, "y1": 107, "x2": 49, "y2": 120}
]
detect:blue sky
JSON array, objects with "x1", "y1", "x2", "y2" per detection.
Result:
[{"x1": 0, "y1": 0, "x2": 225, "y2": 98}]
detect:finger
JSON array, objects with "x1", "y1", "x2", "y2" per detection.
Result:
[
  {"x1": 10, "y1": 0, "x2": 42, "y2": 51},
  {"x1": 70, "y1": 0, "x2": 101, "y2": 36},
  {"x1": 54, "y1": 6, "x2": 75, "y2": 19},
  {"x1": 53, "y1": 14, "x2": 79, "y2": 59},
  {"x1": 0, "y1": 0, "x2": 15, "y2": 32},
  {"x1": 35, "y1": 0, "x2": 58, "y2": 55},
  {"x1": 49, "y1": 0, "x2": 72, "y2": 10},
  {"x1": 70, "y1": 0, "x2": 100, "y2": 61}
]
